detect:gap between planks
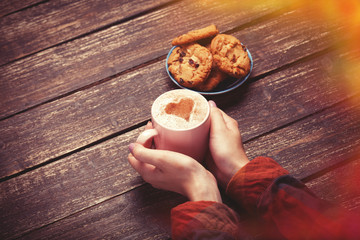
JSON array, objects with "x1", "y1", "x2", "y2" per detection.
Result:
[
  {"x1": 0, "y1": 0, "x2": 291, "y2": 68},
  {"x1": 0, "y1": 54, "x2": 166, "y2": 121},
  {"x1": 0, "y1": 41, "x2": 337, "y2": 123},
  {"x1": 0, "y1": 0, "x2": 180, "y2": 68},
  {"x1": 0, "y1": 0, "x2": 49, "y2": 18},
  {"x1": 0, "y1": 44, "x2": 350, "y2": 182},
  {"x1": 12, "y1": 95, "x2": 360, "y2": 239},
  {"x1": 14, "y1": 183, "x2": 148, "y2": 240},
  {"x1": 0, "y1": 119, "x2": 150, "y2": 183},
  {"x1": 243, "y1": 93, "x2": 359, "y2": 145},
  {"x1": 0, "y1": 4, "x2": 295, "y2": 121},
  {"x1": 2, "y1": 3, "x2": 340, "y2": 118},
  {"x1": 301, "y1": 153, "x2": 360, "y2": 183}
]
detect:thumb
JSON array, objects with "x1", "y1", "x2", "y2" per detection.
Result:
[{"x1": 210, "y1": 105, "x2": 227, "y2": 132}]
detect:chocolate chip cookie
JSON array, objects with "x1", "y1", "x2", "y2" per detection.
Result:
[
  {"x1": 167, "y1": 43, "x2": 213, "y2": 88},
  {"x1": 172, "y1": 24, "x2": 219, "y2": 46},
  {"x1": 196, "y1": 44, "x2": 228, "y2": 91},
  {"x1": 210, "y1": 34, "x2": 251, "y2": 78},
  {"x1": 195, "y1": 67, "x2": 227, "y2": 91}
]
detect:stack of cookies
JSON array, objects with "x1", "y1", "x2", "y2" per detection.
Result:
[{"x1": 167, "y1": 24, "x2": 251, "y2": 92}]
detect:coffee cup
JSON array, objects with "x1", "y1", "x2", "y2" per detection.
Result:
[{"x1": 136, "y1": 89, "x2": 210, "y2": 162}]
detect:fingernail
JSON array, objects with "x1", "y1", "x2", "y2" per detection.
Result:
[
  {"x1": 128, "y1": 143, "x2": 135, "y2": 153},
  {"x1": 209, "y1": 100, "x2": 217, "y2": 108}
]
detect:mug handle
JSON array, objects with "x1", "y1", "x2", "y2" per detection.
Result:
[{"x1": 136, "y1": 129, "x2": 158, "y2": 148}]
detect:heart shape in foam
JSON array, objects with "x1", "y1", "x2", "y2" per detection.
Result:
[{"x1": 165, "y1": 98, "x2": 194, "y2": 121}]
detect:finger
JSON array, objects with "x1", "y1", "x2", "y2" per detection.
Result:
[
  {"x1": 210, "y1": 106, "x2": 227, "y2": 132},
  {"x1": 130, "y1": 143, "x2": 165, "y2": 167},
  {"x1": 128, "y1": 153, "x2": 156, "y2": 177},
  {"x1": 144, "y1": 121, "x2": 153, "y2": 130},
  {"x1": 211, "y1": 105, "x2": 239, "y2": 130},
  {"x1": 128, "y1": 153, "x2": 167, "y2": 188},
  {"x1": 221, "y1": 110, "x2": 239, "y2": 130},
  {"x1": 208, "y1": 100, "x2": 217, "y2": 108},
  {"x1": 132, "y1": 143, "x2": 198, "y2": 171}
]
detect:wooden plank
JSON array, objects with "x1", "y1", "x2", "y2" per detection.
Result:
[
  {"x1": 1, "y1": 61, "x2": 359, "y2": 239},
  {"x1": 0, "y1": 9, "x2": 348, "y2": 179},
  {"x1": 0, "y1": 129, "x2": 145, "y2": 239},
  {"x1": 306, "y1": 157, "x2": 360, "y2": 214},
  {"x1": 20, "y1": 167, "x2": 360, "y2": 240},
  {"x1": 215, "y1": 50, "x2": 359, "y2": 141},
  {"x1": 20, "y1": 185, "x2": 184, "y2": 240},
  {"x1": 0, "y1": 0, "x2": 173, "y2": 65},
  {"x1": 8, "y1": 97, "x2": 360, "y2": 239},
  {"x1": 0, "y1": 0, "x2": 44, "y2": 18},
  {"x1": 0, "y1": 62, "x2": 164, "y2": 179},
  {"x1": 0, "y1": 49, "x2": 356, "y2": 179},
  {"x1": 244, "y1": 94, "x2": 360, "y2": 179},
  {"x1": 22, "y1": 166, "x2": 360, "y2": 240},
  {"x1": 0, "y1": 2, "x2": 335, "y2": 119}
]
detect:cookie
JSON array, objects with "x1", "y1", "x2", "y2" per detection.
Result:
[
  {"x1": 196, "y1": 44, "x2": 228, "y2": 91},
  {"x1": 210, "y1": 34, "x2": 251, "y2": 78},
  {"x1": 172, "y1": 24, "x2": 219, "y2": 46},
  {"x1": 196, "y1": 67, "x2": 228, "y2": 91},
  {"x1": 167, "y1": 43, "x2": 213, "y2": 88}
]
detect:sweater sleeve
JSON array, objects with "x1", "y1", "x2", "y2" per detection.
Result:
[
  {"x1": 170, "y1": 156, "x2": 287, "y2": 240},
  {"x1": 171, "y1": 156, "x2": 360, "y2": 239},
  {"x1": 226, "y1": 156, "x2": 289, "y2": 212},
  {"x1": 227, "y1": 156, "x2": 360, "y2": 239},
  {"x1": 170, "y1": 201, "x2": 247, "y2": 240}
]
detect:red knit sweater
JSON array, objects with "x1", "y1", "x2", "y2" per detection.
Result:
[{"x1": 171, "y1": 157, "x2": 360, "y2": 239}]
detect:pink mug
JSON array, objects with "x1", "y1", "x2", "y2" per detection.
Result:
[{"x1": 136, "y1": 89, "x2": 211, "y2": 162}]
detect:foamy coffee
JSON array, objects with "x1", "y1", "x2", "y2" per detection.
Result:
[{"x1": 152, "y1": 90, "x2": 209, "y2": 130}]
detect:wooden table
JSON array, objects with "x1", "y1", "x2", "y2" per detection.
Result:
[{"x1": 1, "y1": 0, "x2": 360, "y2": 239}]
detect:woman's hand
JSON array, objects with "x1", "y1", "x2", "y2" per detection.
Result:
[
  {"x1": 128, "y1": 123, "x2": 222, "y2": 203},
  {"x1": 206, "y1": 101, "x2": 250, "y2": 188}
]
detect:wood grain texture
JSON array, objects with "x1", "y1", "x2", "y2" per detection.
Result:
[
  {"x1": 0, "y1": 11, "x2": 348, "y2": 179},
  {"x1": 2, "y1": 1, "x2": 359, "y2": 239},
  {"x1": 0, "y1": 62, "x2": 166, "y2": 179},
  {"x1": 5, "y1": 98, "x2": 359, "y2": 239},
  {"x1": 215, "y1": 49, "x2": 358, "y2": 141},
  {"x1": 0, "y1": 2, "x2": 332, "y2": 119},
  {"x1": 0, "y1": 0, "x2": 173, "y2": 65},
  {"x1": 245, "y1": 94, "x2": 360, "y2": 179},
  {"x1": 21, "y1": 185, "x2": 185, "y2": 240},
  {"x1": 306, "y1": 157, "x2": 360, "y2": 214},
  {"x1": 0, "y1": 0, "x2": 44, "y2": 17},
  {"x1": 21, "y1": 162, "x2": 360, "y2": 240},
  {"x1": 1, "y1": 64, "x2": 359, "y2": 239},
  {"x1": 0, "y1": 129, "x2": 144, "y2": 239},
  {"x1": 0, "y1": 47, "x2": 357, "y2": 179}
]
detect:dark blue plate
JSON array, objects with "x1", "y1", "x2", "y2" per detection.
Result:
[{"x1": 165, "y1": 45, "x2": 253, "y2": 95}]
